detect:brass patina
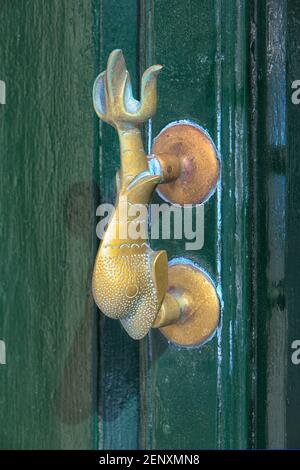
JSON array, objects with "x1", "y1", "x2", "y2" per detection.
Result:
[
  {"x1": 153, "y1": 122, "x2": 220, "y2": 205},
  {"x1": 158, "y1": 262, "x2": 220, "y2": 347},
  {"x1": 92, "y1": 49, "x2": 220, "y2": 345}
]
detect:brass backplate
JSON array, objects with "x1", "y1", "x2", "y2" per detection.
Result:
[
  {"x1": 152, "y1": 121, "x2": 220, "y2": 205},
  {"x1": 159, "y1": 261, "x2": 220, "y2": 347}
]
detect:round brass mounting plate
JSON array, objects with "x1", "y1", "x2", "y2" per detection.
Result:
[
  {"x1": 152, "y1": 121, "x2": 220, "y2": 205},
  {"x1": 160, "y1": 262, "x2": 220, "y2": 347}
]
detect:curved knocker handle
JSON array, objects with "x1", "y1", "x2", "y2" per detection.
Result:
[{"x1": 92, "y1": 50, "x2": 220, "y2": 347}]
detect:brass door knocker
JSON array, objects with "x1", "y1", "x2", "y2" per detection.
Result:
[{"x1": 92, "y1": 49, "x2": 220, "y2": 347}]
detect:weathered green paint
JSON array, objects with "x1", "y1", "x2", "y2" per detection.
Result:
[
  {"x1": 253, "y1": 0, "x2": 300, "y2": 449},
  {"x1": 139, "y1": 0, "x2": 250, "y2": 449},
  {"x1": 254, "y1": 0, "x2": 287, "y2": 448},
  {"x1": 1, "y1": 0, "x2": 300, "y2": 450},
  {"x1": 286, "y1": 0, "x2": 300, "y2": 449},
  {"x1": 0, "y1": 0, "x2": 251, "y2": 450},
  {"x1": 0, "y1": 0, "x2": 99, "y2": 449}
]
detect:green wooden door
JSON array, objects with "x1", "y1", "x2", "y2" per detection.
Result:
[{"x1": 0, "y1": 0, "x2": 299, "y2": 450}]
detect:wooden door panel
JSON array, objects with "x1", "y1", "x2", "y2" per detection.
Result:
[
  {"x1": 1, "y1": 0, "x2": 299, "y2": 450},
  {"x1": 0, "y1": 0, "x2": 99, "y2": 449},
  {"x1": 138, "y1": 0, "x2": 250, "y2": 449},
  {"x1": 254, "y1": 0, "x2": 300, "y2": 448}
]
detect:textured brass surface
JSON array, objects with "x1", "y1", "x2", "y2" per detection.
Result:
[
  {"x1": 92, "y1": 50, "x2": 220, "y2": 345},
  {"x1": 92, "y1": 49, "x2": 168, "y2": 339},
  {"x1": 160, "y1": 263, "x2": 220, "y2": 347},
  {"x1": 152, "y1": 292, "x2": 181, "y2": 328},
  {"x1": 152, "y1": 122, "x2": 220, "y2": 205}
]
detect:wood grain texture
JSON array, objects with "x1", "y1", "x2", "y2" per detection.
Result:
[
  {"x1": 2, "y1": 0, "x2": 299, "y2": 450},
  {"x1": 252, "y1": 0, "x2": 300, "y2": 449},
  {"x1": 139, "y1": 0, "x2": 251, "y2": 449},
  {"x1": 0, "y1": 0, "x2": 99, "y2": 449},
  {"x1": 252, "y1": 0, "x2": 285, "y2": 448},
  {"x1": 286, "y1": 0, "x2": 300, "y2": 449}
]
